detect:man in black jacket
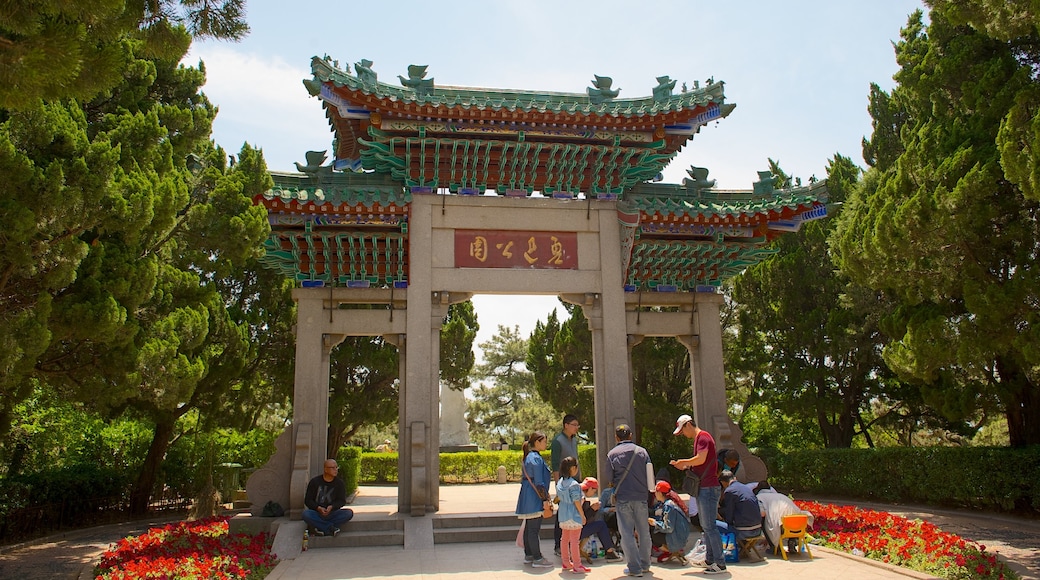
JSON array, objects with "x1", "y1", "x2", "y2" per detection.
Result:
[{"x1": 302, "y1": 459, "x2": 353, "y2": 536}]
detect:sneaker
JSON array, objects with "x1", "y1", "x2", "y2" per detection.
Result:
[
  {"x1": 313, "y1": 529, "x2": 325, "y2": 537},
  {"x1": 524, "y1": 556, "x2": 535, "y2": 564},
  {"x1": 605, "y1": 551, "x2": 623, "y2": 562},
  {"x1": 332, "y1": 527, "x2": 340, "y2": 537},
  {"x1": 531, "y1": 558, "x2": 554, "y2": 568},
  {"x1": 555, "y1": 547, "x2": 562, "y2": 556},
  {"x1": 624, "y1": 567, "x2": 644, "y2": 577},
  {"x1": 703, "y1": 562, "x2": 727, "y2": 574},
  {"x1": 572, "y1": 565, "x2": 591, "y2": 574}
]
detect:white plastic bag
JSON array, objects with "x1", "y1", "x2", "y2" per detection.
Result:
[
  {"x1": 516, "y1": 519, "x2": 525, "y2": 548},
  {"x1": 689, "y1": 538, "x2": 707, "y2": 564}
]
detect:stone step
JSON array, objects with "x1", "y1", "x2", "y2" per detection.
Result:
[
  {"x1": 433, "y1": 523, "x2": 553, "y2": 544},
  {"x1": 310, "y1": 528, "x2": 404, "y2": 548},
  {"x1": 433, "y1": 512, "x2": 520, "y2": 529}
]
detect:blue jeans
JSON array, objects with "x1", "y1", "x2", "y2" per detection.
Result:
[
  {"x1": 301, "y1": 507, "x2": 353, "y2": 535},
  {"x1": 523, "y1": 516, "x2": 544, "y2": 560},
  {"x1": 696, "y1": 485, "x2": 724, "y2": 566},
  {"x1": 616, "y1": 500, "x2": 651, "y2": 573},
  {"x1": 579, "y1": 519, "x2": 616, "y2": 550}
]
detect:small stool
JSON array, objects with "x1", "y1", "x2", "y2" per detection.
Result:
[{"x1": 738, "y1": 532, "x2": 765, "y2": 562}]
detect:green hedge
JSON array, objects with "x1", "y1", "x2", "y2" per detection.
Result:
[
  {"x1": 336, "y1": 446, "x2": 362, "y2": 496},
  {"x1": 353, "y1": 445, "x2": 1040, "y2": 516},
  {"x1": 765, "y1": 446, "x2": 1040, "y2": 514},
  {"x1": 358, "y1": 447, "x2": 597, "y2": 484}
]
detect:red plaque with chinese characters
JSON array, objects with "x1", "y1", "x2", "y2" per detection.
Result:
[{"x1": 454, "y1": 230, "x2": 578, "y2": 269}]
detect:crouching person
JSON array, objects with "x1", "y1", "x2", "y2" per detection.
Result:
[{"x1": 302, "y1": 459, "x2": 354, "y2": 536}]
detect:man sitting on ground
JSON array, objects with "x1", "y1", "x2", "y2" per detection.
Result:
[{"x1": 302, "y1": 459, "x2": 353, "y2": 537}]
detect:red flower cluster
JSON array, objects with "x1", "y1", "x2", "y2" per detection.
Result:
[
  {"x1": 795, "y1": 500, "x2": 1016, "y2": 580},
  {"x1": 94, "y1": 516, "x2": 276, "y2": 579}
]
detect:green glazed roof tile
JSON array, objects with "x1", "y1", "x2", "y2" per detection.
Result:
[{"x1": 310, "y1": 56, "x2": 729, "y2": 119}]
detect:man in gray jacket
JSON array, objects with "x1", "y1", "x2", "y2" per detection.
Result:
[
  {"x1": 606, "y1": 424, "x2": 651, "y2": 577},
  {"x1": 551, "y1": 413, "x2": 581, "y2": 555}
]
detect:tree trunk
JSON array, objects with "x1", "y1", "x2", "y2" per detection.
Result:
[
  {"x1": 998, "y1": 356, "x2": 1040, "y2": 447},
  {"x1": 129, "y1": 417, "x2": 176, "y2": 515},
  {"x1": 327, "y1": 424, "x2": 345, "y2": 460}
]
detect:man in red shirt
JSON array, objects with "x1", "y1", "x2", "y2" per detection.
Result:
[{"x1": 670, "y1": 414, "x2": 726, "y2": 574}]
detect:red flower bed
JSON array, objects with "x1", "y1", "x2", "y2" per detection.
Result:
[
  {"x1": 796, "y1": 500, "x2": 1017, "y2": 580},
  {"x1": 95, "y1": 516, "x2": 275, "y2": 579}
]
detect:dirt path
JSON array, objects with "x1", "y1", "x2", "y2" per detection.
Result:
[{"x1": 0, "y1": 516, "x2": 183, "y2": 580}]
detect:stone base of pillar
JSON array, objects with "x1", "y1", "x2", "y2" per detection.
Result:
[{"x1": 245, "y1": 427, "x2": 292, "y2": 517}]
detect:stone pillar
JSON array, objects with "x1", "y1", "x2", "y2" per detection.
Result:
[
  {"x1": 399, "y1": 196, "x2": 440, "y2": 515},
  {"x1": 681, "y1": 294, "x2": 766, "y2": 483},
  {"x1": 583, "y1": 206, "x2": 634, "y2": 486},
  {"x1": 288, "y1": 293, "x2": 342, "y2": 518}
]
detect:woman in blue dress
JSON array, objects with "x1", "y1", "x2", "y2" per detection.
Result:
[{"x1": 516, "y1": 431, "x2": 553, "y2": 568}]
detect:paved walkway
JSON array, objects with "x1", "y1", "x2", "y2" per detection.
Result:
[{"x1": 0, "y1": 484, "x2": 1035, "y2": 580}]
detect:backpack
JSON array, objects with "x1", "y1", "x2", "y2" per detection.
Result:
[{"x1": 261, "y1": 500, "x2": 285, "y2": 517}]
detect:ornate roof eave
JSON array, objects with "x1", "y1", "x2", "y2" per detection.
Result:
[
  {"x1": 625, "y1": 179, "x2": 829, "y2": 220},
  {"x1": 307, "y1": 56, "x2": 729, "y2": 120},
  {"x1": 263, "y1": 169, "x2": 412, "y2": 209}
]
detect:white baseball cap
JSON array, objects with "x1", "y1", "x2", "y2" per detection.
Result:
[{"x1": 672, "y1": 414, "x2": 693, "y2": 435}]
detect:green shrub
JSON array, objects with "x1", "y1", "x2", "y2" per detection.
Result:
[
  {"x1": 360, "y1": 452, "x2": 399, "y2": 483},
  {"x1": 766, "y1": 445, "x2": 1040, "y2": 515},
  {"x1": 0, "y1": 463, "x2": 133, "y2": 517},
  {"x1": 336, "y1": 446, "x2": 362, "y2": 495}
]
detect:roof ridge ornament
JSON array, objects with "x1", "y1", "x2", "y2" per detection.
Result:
[
  {"x1": 295, "y1": 150, "x2": 330, "y2": 175},
  {"x1": 587, "y1": 75, "x2": 620, "y2": 104},
  {"x1": 753, "y1": 170, "x2": 778, "y2": 196},
  {"x1": 682, "y1": 165, "x2": 716, "y2": 197},
  {"x1": 399, "y1": 64, "x2": 434, "y2": 98},
  {"x1": 653, "y1": 76, "x2": 676, "y2": 102},
  {"x1": 355, "y1": 59, "x2": 377, "y2": 87}
]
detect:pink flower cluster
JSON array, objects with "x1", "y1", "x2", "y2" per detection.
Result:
[
  {"x1": 95, "y1": 516, "x2": 276, "y2": 579},
  {"x1": 796, "y1": 500, "x2": 1016, "y2": 580}
]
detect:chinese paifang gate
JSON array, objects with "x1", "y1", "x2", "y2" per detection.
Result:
[{"x1": 245, "y1": 56, "x2": 829, "y2": 523}]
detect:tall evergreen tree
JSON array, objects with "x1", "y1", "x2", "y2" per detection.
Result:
[
  {"x1": 730, "y1": 156, "x2": 953, "y2": 448},
  {"x1": 834, "y1": 9, "x2": 1040, "y2": 446},
  {"x1": 0, "y1": 0, "x2": 248, "y2": 109},
  {"x1": 469, "y1": 325, "x2": 556, "y2": 445},
  {"x1": 527, "y1": 304, "x2": 594, "y2": 422}
]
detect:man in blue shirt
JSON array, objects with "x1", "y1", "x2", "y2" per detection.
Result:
[
  {"x1": 606, "y1": 424, "x2": 651, "y2": 577},
  {"x1": 717, "y1": 471, "x2": 764, "y2": 551}
]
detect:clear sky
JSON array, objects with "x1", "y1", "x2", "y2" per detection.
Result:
[{"x1": 187, "y1": 0, "x2": 924, "y2": 347}]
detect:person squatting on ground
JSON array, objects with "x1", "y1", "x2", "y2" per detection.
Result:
[
  {"x1": 301, "y1": 459, "x2": 354, "y2": 536},
  {"x1": 670, "y1": 413, "x2": 727, "y2": 574},
  {"x1": 649, "y1": 480, "x2": 691, "y2": 564},
  {"x1": 717, "y1": 471, "x2": 765, "y2": 549},
  {"x1": 754, "y1": 480, "x2": 815, "y2": 552},
  {"x1": 557, "y1": 456, "x2": 590, "y2": 573},
  {"x1": 516, "y1": 431, "x2": 554, "y2": 568},
  {"x1": 579, "y1": 477, "x2": 623, "y2": 562},
  {"x1": 551, "y1": 413, "x2": 581, "y2": 556},
  {"x1": 607, "y1": 424, "x2": 652, "y2": 577}
]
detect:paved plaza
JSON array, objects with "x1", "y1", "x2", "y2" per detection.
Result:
[
  {"x1": 1, "y1": 483, "x2": 1035, "y2": 580},
  {"x1": 265, "y1": 484, "x2": 938, "y2": 580}
]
